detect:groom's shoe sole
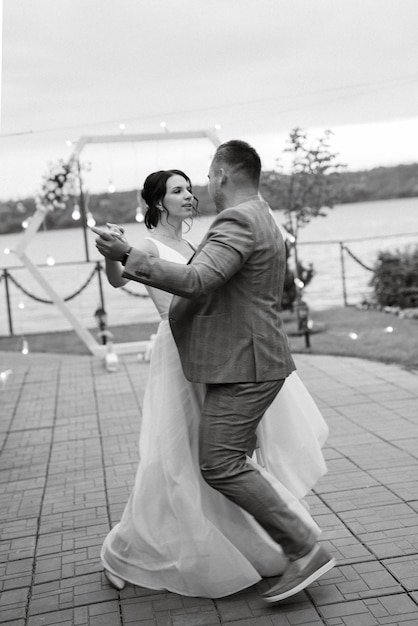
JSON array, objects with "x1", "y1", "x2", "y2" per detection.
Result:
[{"x1": 263, "y1": 547, "x2": 335, "y2": 603}]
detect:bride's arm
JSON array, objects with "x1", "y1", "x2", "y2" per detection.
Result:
[
  {"x1": 96, "y1": 225, "x2": 157, "y2": 288},
  {"x1": 104, "y1": 258, "x2": 128, "y2": 288},
  {"x1": 100, "y1": 224, "x2": 130, "y2": 287}
]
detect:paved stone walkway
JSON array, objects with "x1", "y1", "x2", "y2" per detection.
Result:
[{"x1": 1, "y1": 349, "x2": 417, "y2": 626}]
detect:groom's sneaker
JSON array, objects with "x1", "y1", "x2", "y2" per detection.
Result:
[{"x1": 262, "y1": 545, "x2": 335, "y2": 603}]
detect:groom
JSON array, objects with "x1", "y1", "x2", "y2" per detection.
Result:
[{"x1": 95, "y1": 139, "x2": 335, "y2": 601}]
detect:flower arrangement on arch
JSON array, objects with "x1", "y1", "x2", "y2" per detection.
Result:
[{"x1": 36, "y1": 158, "x2": 79, "y2": 211}]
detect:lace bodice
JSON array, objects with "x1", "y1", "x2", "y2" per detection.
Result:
[{"x1": 143, "y1": 237, "x2": 192, "y2": 319}]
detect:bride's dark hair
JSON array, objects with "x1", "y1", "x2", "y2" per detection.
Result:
[{"x1": 141, "y1": 169, "x2": 198, "y2": 230}]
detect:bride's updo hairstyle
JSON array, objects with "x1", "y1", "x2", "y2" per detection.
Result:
[{"x1": 141, "y1": 169, "x2": 197, "y2": 230}]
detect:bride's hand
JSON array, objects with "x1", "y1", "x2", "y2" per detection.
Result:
[{"x1": 106, "y1": 223, "x2": 128, "y2": 242}]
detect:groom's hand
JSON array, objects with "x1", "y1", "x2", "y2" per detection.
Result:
[{"x1": 92, "y1": 226, "x2": 131, "y2": 262}]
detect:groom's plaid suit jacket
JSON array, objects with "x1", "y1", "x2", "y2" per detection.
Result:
[{"x1": 123, "y1": 197, "x2": 295, "y2": 384}]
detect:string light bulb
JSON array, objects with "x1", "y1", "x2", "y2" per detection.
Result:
[
  {"x1": 87, "y1": 212, "x2": 96, "y2": 227},
  {"x1": 348, "y1": 332, "x2": 358, "y2": 340},
  {"x1": 22, "y1": 219, "x2": 29, "y2": 229},
  {"x1": 21, "y1": 339, "x2": 29, "y2": 355},
  {"x1": 108, "y1": 181, "x2": 116, "y2": 193},
  {"x1": 46, "y1": 255, "x2": 55, "y2": 267},
  {"x1": 18, "y1": 301, "x2": 25, "y2": 310},
  {"x1": 71, "y1": 205, "x2": 81, "y2": 220},
  {"x1": 0, "y1": 369, "x2": 13, "y2": 384},
  {"x1": 135, "y1": 191, "x2": 145, "y2": 222},
  {"x1": 4, "y1": 248, "x2": 10, "y2": 255},
  {"x1": 119, "y1": 123, "x2": 126, "y2": 133},
  {"x1": 160, "y1": 121, "x2": 169, "y2": 133}
]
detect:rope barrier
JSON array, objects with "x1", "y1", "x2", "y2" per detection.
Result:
[
  {"x1": 299, "y1": 231, "x2": 418, "y2": 246},
  {"x1": 342, "y1": 245, "x2": 374, "y2": 272},
  {"x1": 5, "y1": 265, "x2": 99, "y2": 304}
]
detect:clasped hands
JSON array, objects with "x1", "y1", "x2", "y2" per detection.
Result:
[{"x1": 91, "y1": 223, "x2": 131, "y2": 262}]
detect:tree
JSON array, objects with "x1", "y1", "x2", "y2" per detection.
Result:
[{"x1": 260, "y1": 127, "x2": 345, "y2": 317}]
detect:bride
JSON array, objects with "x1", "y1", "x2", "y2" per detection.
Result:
[{"x1": 97, "y1": 169, "x2": 328, "y2": 598}]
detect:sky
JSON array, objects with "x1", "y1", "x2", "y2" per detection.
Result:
[{"x1": 1, "y1": 0, "x2": 417, "y2": 200}]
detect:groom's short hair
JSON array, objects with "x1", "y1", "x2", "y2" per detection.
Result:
[{"x1": 213, "y1": 140, "x2": 261, "y2": 186}]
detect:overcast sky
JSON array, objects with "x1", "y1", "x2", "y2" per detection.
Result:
[{"x1": 1, "y1": 0, "x2": 417, "y2": 200}]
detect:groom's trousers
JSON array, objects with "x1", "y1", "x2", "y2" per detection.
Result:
[{"x1": 199, "y1": 380, "x2": 316, "y2": 560}]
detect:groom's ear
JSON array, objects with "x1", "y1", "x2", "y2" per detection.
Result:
[{"x1": 219, "y1": 167, "x2": 227, "y2": 186}]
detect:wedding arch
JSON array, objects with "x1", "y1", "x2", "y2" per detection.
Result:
[{"x1": 13, "y1": 129, "x2": 221, "y2": 358}]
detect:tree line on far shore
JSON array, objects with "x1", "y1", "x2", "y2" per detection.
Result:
[{"x1": 1, "y1": 162, "x2": 417, "y2": 236}]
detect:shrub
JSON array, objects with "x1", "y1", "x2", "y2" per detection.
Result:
[{"x1": 370, "y1": 245, "x2": 418, "y2": 308}]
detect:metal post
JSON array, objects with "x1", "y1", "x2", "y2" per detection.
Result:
[
  {"x1": 95, "y1": 265, "x2": 108, "y2": 347},
  {"x1": 339, "y1": 242, "x2": 348, "y2": 307},
  {"x1": 96, "y1": 261, "x2": 106, "y2": 312},
  {"x1": 3, "y1": 269, "x2": 14, "y2": 335},
  {"x1": 77, "y1": 160, "x2": 90, "y2": 262},
  {"x1": 293, "y1": 239, "x2": 303, "y2": 330},
  {"x1": 295, "y1": 299, "x2": 311, "y2": 349}
]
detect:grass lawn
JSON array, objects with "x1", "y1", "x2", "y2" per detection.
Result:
[
  {"x1": 285, "y1": 306, "x2": 418, "y2": 371},
  {"x1": 0, "y1": 322, "x2": 159, "y2": 357},
  {"x1": 1, "y1": 307, "x2": 417, "y2": 371}
]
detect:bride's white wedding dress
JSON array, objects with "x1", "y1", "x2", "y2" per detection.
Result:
[{"x1": 101, "y1": 238, "x2": 329, "y2": 598}]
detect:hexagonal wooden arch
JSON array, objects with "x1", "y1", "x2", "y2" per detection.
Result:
[{"x1": 13, "y1": 129, "x2": 221, "y2": 357}]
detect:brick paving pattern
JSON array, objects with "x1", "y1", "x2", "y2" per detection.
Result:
[{"x1": 1, "y1": 349, "x2": 417, "y2": 625}]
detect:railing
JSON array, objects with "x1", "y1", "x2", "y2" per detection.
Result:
[
  {"x1": 1, "y1": 231, "x2": 417, "y2": 337},
  {"x1": 0, "y1": 260, "x2": 152, "y2": 338},
  {"x1": 298, "y1": 231, "x2": 418, "y2": 309}
]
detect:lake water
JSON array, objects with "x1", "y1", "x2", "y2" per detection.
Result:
[{"x1": 1, "y1": 197, "x2": 417, "y2": 336}]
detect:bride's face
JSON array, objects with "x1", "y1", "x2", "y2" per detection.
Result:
[{"x1": 162, "y1": 175, "x2": 194, "y2": 222}]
